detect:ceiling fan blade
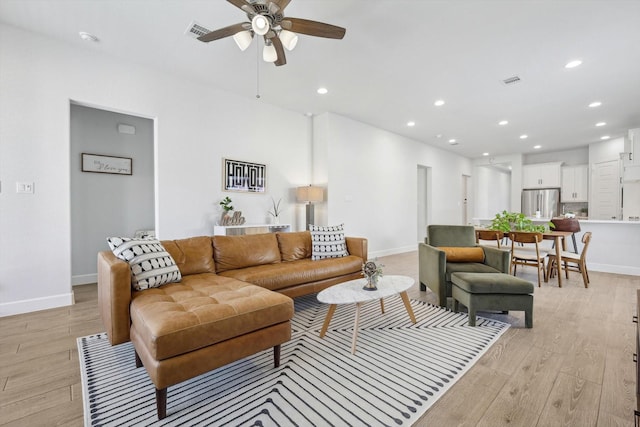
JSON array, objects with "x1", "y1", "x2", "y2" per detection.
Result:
[
  {"x1": 271, "y1": 36, "x2": 287, "y2": 66},
  {"x1": 273, "y1": 0, "x2": 292, "y2": 11},
  {"x1": 281, "y1": 17, "x2": 346, "y2": 39},
  {"x1": 226, "y1": 0, "x2": 256, "y2": 16},
  {"x1": 197, "y1": 22, "x2": 249, "y2": 42}
]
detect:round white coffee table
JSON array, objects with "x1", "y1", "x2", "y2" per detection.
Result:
[{"x1": 317, "y1": 275, "x2": 416, "y2": 354}]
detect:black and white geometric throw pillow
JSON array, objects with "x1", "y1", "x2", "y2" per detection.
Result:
[
  {"x1": 310, "y1": 224, "x2": 349, "y2": 260},
  {"x1": 106, "y1": 237, "x2": 182, "y2": 291}
]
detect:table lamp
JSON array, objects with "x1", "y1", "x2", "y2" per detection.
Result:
[{"x1": 296, "y1": 185, "x2": 324, "y2": 230}]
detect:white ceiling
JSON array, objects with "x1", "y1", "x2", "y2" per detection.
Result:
[{"x1": 2, "y1": 0, "x2": 640, "y2": 159}]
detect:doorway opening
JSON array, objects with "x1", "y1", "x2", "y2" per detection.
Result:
[{"x1": 70, "y1": 103, "x2": 155, "y2": 285}]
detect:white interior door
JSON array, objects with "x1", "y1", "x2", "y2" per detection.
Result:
[
  {"x1": 590, "y1": 159, "x2": 621, "y2": 220},
  {"x1": 462, "y1": 174, "x2": 470, "y2": 224},
  {"x1": 417, "y1": 165, "x2": 430, "y2": 243}
]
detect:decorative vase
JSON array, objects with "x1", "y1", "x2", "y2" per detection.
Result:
[
  {"x1": 220, "y1": 211, "x2": 231, "y2": 225},
  {"x1": 363, "y1": 275, "x2": 378, "y2": 291},
  {"x1": 273, "y1": 216, "x2": 280, "y2": 225}
]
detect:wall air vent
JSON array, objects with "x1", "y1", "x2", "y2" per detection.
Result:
[
  {"x1": 502, "y1": 76, "x2": 521, "y2": 85},
  {"x1": 184, "y1": 21, "x2": 211, "y2": 39}
]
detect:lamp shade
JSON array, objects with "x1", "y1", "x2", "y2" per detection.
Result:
[
  {"x1": 279, "y1": 30, "x2": 298, "y2": 51},
  {"x1": 263, "y1": 43, "x2": 277, "y2": 62},
  {"x1": 296, "y1": 186, "x2": 324, "y2": 202},
  {"x1": 232, "y1": 30, "x2": 253, "y2": 51},
  {"x1": 251, "y1": 15, "x2": 270, "y2": 36}
]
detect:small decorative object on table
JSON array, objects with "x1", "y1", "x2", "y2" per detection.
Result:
[
  {"x1": 219, "y1": 196, "x2": 234, "y2": 225},
  {"x1": 362, "y1": 259, "x2": 384, "y2": 291},
  {"x1": 268, "y1": 197, "x2": 282, "y2": 225}
]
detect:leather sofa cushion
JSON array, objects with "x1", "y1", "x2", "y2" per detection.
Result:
[
  {"x1": 276, "y1": 231, "x2": 312, "y2": 261},
  {"x1": 439, "y1": 246, "x2": 485, "y2": 263},
  {"x1": 162, "y1": 236, "x2": 215, "y2": 275},
  {"x1": 219, "y1": 255, "x2": 363, "y2": 291},
  {"x1": 130, "y1": 273, "x2": 294, "y2": 361},
  {"x1": 212, "y1": 233, "x2": 281, "y2": 273}
]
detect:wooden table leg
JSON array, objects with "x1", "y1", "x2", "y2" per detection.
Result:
[
  {"x1": 555, "y1": 236, "x2": 563, "y2": 288},
  {"x1": 400, "y1": 291, "x2": 417, "y2": 324},
  {"x1": 319, "y1": 304, "x2": 336, "y2": 338},
  {"x1": 351, "y1": 302, "x2": 362, "y2": 355}
]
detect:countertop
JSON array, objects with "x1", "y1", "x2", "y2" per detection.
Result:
[{"x1": 473, "y1": 217, "x2": 640, "y2": 225}]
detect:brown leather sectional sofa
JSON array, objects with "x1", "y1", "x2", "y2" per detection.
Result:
[{"x1": 97, "y1": 230, "x2": 368, "y2": 419}]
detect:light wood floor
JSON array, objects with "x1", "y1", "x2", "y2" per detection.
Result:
[{"x1": 0, "y1": 252, "x2": 637, "y2": 426}]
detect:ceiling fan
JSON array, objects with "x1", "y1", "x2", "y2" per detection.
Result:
[{"x1": 197, "y1": 0, "x2": 346, "y2": 66}]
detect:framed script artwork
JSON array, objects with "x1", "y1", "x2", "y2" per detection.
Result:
[
  {"x1": 82, "y1": 153, "x2": 132, "y2": 175},
  {"x1": 223, "y1": 158, "x2": 266, "y2": 193}
]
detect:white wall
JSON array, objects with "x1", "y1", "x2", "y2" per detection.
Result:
[
  {"x1": 589, "y1": 137, "x2": 624, "y2": 164},
  {"x1": 524, "y1": 147, "x2": 589, "y2": 166},
  {"x1": 313, "y1": 113, "x2": 473, "y2": 257},
  {"x1": 0, "y1": 24, "x2": 310, "y2": 316},
  {"x1": 473, "y1": 154, "x2": 523, "y2": 213},
  {"x1": 473, "y1": 166, "x2": 511, "y2": 220}
]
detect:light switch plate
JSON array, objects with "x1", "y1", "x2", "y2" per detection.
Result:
[{"x1": 16, "y1": 182, "x2": 34, "y2": 194}]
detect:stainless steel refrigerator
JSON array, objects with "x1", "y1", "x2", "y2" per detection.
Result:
[{"x1": 521, "y1": 188, "x2": 560, "y2": 218}]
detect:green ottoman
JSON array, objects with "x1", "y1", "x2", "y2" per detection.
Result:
[{"x1": 451, "y1": 272, "x2": 534, "y2": 328}]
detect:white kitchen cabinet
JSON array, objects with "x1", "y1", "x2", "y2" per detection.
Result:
[
  {"x1": 561, "y1": 165, "x2": 588, "y2": 202},
  {"x1": 624, "y1": 128, "x2": 640, "y2": 166},
  {"x1": 522, "y1": 162, "x2": 562, "y2": 189}
]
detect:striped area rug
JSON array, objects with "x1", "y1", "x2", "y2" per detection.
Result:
[{"x1": 78, "y1": 294, "x2": 509, "y2": 426}]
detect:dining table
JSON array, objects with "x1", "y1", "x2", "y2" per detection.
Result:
[
  {"x1": 541, "y1": 230, "x2": 574, "y2": 287},
  {"x1": 476, "y1": 227, "x2": 574, "y2": 287}
]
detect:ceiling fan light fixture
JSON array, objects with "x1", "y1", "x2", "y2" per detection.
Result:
[
  {"x1": 252, "y1": 15, "x2": 270, "y2": 36},
  {"x1": 232, "y1": 30, "x2": 253, "y2": 51},
  {"x1": 263, "y1": 42, "x2": 277, "y2": 62},
  {"x1": 279, "y1": 29, "x2": 298, "y2": 51}
]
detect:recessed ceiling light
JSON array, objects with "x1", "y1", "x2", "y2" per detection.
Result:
[
  {"x1": 78, "y1": 31, "x2": 99, "y2": 42},
  {"x1": 520, "y1": 134, "x2": 528, "y2": 139},
  {"x1": 317, "y1": 87, "x2": 328, "y2": 95},
  {"x1": 565, "y1": 60, "x2": 582, "y2": 69},
  {"x1": 601, "y1": 135, "x2": 610, "y2": 140},
  {"x1": 588, "y1": 101, "x2": 602, "y2": 108},
  {"x1": 407, "y1": 121, "x2": 415, "y2": 127},
  {"x1": 533, "y1": 145, "x2": 542, "y2": 149},
  {"x1": 482, "y1": 152, "x2": 489, "y2": 156},
  {"x1": 448, "y1": 139, "x2": 457, "y2": 144},
  {"x1": 434, "y1": 99, "x2": 445, "y2": 107},
  {"x1": 498, "y1": 120, "x2": 508, "y2": 126},
  {"x1": 596, "y1": 122, "x2": 606, "y2": 127}
]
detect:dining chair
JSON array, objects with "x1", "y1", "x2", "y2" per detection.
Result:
[
  {"x1": 547, "y1": 232, "x2": 592, "y2": 288},
  {"x1": 475, "y1": 229, "x2": 503, "y2": 248},
  {"x1": 509, "y1": 231, "x2": 547, "y2": 287}
]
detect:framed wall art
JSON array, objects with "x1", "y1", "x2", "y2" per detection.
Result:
[
  {"x1": 82, "y1": 153, "x2": 132, "y2": 175},
  {"x1": 223, "y1": 158, "x2": 266, "y2": 193}
]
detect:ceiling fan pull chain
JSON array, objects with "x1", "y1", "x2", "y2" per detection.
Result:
[{"x1": 256, "y1": 39, "x2": 261, "y2": 99}]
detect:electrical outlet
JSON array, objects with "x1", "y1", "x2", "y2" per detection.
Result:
[{"x1": 16, "y1": 182, "x2": 34, "y2": 194}]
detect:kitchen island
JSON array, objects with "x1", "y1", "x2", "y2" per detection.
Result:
[
  {"x1": 472, "y1": 217, "x2": 640, "y2": 276},
  {"x1": 577, "y1": 220, "x2": 640, "y2": 276}
]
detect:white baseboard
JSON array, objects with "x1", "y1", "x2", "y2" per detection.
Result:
[
  {"x1": 589, "y1": 263, "x2": 640, "y2": 277},
  {"x1": 0, "y1": 292, "x2": 75, "y2": 317},
  {"x1": 72, "y1": 273, "x2": 98, "y2": 286}
]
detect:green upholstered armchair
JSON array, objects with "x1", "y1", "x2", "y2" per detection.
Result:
[{"x1": 419, "y1": 225, "x2": 511, "y2": 307}]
